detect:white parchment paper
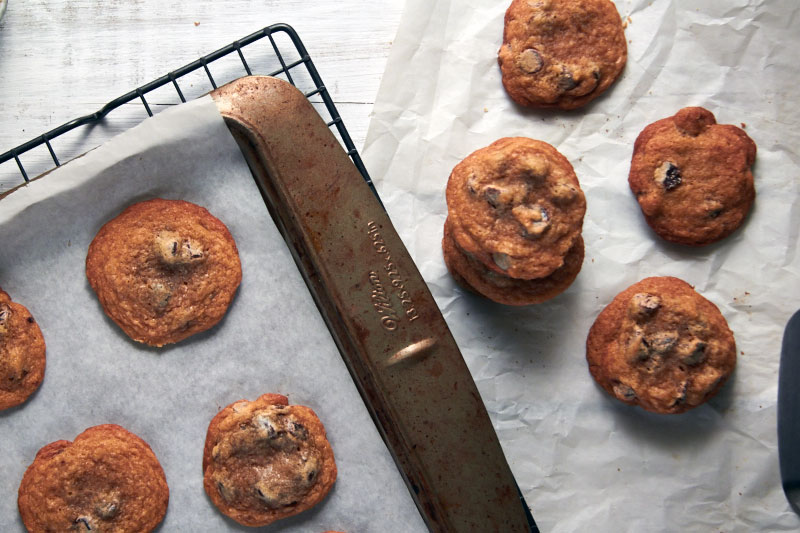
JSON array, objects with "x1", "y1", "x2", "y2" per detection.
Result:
[
  {"x1": 362, "y1": 0, "x2": 800, "y2": 531},
  {"x1": 0, "y1": 96, "x2": 426, "y2": 532}
]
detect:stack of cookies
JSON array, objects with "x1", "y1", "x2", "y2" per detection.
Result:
[{"x1": 443, "y1": 137, "x2": 586, "y2": 306}]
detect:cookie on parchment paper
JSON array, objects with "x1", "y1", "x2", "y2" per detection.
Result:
[
  {"x1": 498, "y1": 0, "x2": 627, "y2": 110},
  {"x1": 443, "y1": 137, "x2": 586, "y2": 305},
  {"x1": 586, "y1": 276, "x2": 736, "y2": 415},
  {"x1": 203, "y1": 393, "x2": 337, "y2": 527},
  {"x1": 443, "y1": 219, "x2": 584, "y2": 306},
  {"x1": 628, "y1": 107, "x2": 757, "y2": 246},
  {"x1": 0, "y1": 288, "x2": 45, "y2": 410},
  {"x1": 17, "y1": 424, "x2": 169, "y2": 533},
  {"x1": 86, "y1": 198, "x2": 242, "y2": 347}
]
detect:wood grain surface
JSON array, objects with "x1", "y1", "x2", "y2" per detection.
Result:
[{"x1": 0, "y1": 0, "x2": 403, "y2": 191}]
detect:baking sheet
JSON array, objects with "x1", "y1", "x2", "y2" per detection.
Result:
[
  {"x1": 0, "y1": 95, "x2": 426, "y2": 532},
  {"x1": 362, "y1": 0, "x2": 800, "y2": 531}
]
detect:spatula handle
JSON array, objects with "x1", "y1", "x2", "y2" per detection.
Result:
[{"x1": 212, "y1": 76, "x2": 537, "y2": 532}]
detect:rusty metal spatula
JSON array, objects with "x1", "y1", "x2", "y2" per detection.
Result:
[{"x1": 211, "y1": 76, "x2": 538, "y2": 532}]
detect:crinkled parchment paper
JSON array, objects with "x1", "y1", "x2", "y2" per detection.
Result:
[
  {"x1": 0, "y1": 96, "x2": 425, "y2": 532},
  {"x1": 362, "y1": 0, "x2": 800, "y2": 531}
]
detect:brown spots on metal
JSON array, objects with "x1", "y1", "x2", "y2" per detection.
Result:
[{"x1": 427, "y1": 360, "x2": 444, "y2": 378}]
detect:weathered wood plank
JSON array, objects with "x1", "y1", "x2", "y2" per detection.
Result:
[{"x1": 0, "y1": 0, "x2": 403, "y2": 191}]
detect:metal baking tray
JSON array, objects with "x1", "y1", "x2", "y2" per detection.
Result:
[{"x1": 0, "y1": 25, "x2": 537, "y2": 532}]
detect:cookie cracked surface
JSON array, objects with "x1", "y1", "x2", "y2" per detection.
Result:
[
  {"x1": 498, "y1": 0, "x2": 627, "y2": 110},
  {"x1": 86, "y1": 198, "x2": 242, "y2": 346},
  {"x1": 586, "y1": 276, "x2": 736, "y2": 414},
  {"x1": 628, "y1": 107, "x2": 757, "y2": 246},
  {"x1": 0, "y1": 288, "x2": 46, "y2": 410},
  {"x1": 203, "y1": 393, "x2": 337, "y2": 527},
  {"x1": 17, "y1": 424, "x2": 169, "y2": 533}
]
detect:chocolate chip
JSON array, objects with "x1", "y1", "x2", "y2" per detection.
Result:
[
  {"x1": 512, "y1": 204, "x2": 550, "y2": 238},
  {"x1": 254, "y1": 483, "x2": 282, "y2": 508},
  {"x1": 629, "y1": 293, "x2": 662, "y2": 320},
  {"x1": 95, "y1": 501, "x2": 119, "y2": 519},
  {"x1": 613, "y1": 382, "x2": 637, "y2": 401},
  {"x1": 74, "y1": 517, "x2": 93, "y2": 530},
  {"x1": 492, "y1": 252, "x2": 511, "y2": 271},
  {"x1": 154, "y1": 231, "x2": 205, "y2": 266},
  {"x1": 654, "y1": 162, "x2": 682, "y2": 190},
  {"x1": 255, "y1": 414, "x2": 280, "y2": 439},
  {"x1": 484, "y1": 187, "x2": 501, "y2": 208},
  {"x1": 289, "y1": 422, "x2": 308, "y2": 441},
  {"x1": 680, "y1": 340, "x2": 707, "y2": 366},
  {"x1": 646, "y1": 331, "x2": 678, "y2": 354},
  {"x1": 150, "y1": 282, "x2": 172, "y2": 310},
  {"x1": 0, "y1": 306, "x2": 10, "y2": 336},
  {"x1": 26, "y1": 316, "x2": 34, "y2": 323},
  {"x1": 480, "y1": 181, "x2": 528, "y2": 209},
  {"x1": 557, "y1": 69, "x2": 578, "y2": 92},
  {"x1": 217, "y1": 480, "x2": 234, "y2": 502},
  {"x1": 517, "y1": 48, "x2": 543, "y2": 74},
  {"x1": 709, "y1": 209, "x2": 722, "y2": 219}
]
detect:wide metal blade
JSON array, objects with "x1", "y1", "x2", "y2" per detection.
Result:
[
  {"x1": 211, "y1": 76, "x2": 537, "y2": 532},
  {"x1": 779, "y1": 309, "x2": 800, "y2": 514}
]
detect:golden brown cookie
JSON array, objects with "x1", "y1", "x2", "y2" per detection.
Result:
[
  {"x1": 628, "y1": 107, "x2": 757, "y2": 246},
  {"x1": 0, "y1": 288, "x2": 45, "y2": 410},
  {"x1": 17, "y1": 424, "x2": 169, "y2": 533},
  {"x1": 203, "y1": 393, "x2": 337, "y2": 527},
  {"x1": 446, "y1": 137, "x2": 586, "y2": 280},
  {"x1": 498, "y1": 0, "x2": 627, "y2": 110},
  {"x1": 86, "y1": 198, "x2": 242, "y2": 347},
  {"x1": 586, "y1": 276, "x2": 736, "y2": 414},
  {"x1": 443, "y1": 137, "x2": 585, "y2": 305},
  {"x1": 443, "y1": 219, "x2": 584, "y2": 305}
]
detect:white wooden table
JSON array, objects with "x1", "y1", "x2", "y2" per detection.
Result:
[{"x1": 0, "y1": 0, "x2": 403, "y2": 192}]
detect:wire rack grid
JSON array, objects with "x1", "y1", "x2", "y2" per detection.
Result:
[{"x1": 0, "y1": 23, "x2": 374, "y2": 194}]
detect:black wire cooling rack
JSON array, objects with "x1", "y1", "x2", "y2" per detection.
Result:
[{"x1": 0, "y1": 23, "x2": 373, "y2": 191}]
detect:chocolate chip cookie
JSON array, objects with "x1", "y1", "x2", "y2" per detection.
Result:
[
  {"x1": 443, "y1": 220, "x2": 584, "y2": 305},
  {"x1": 628, "y1": 107, "x2": 757, "y2": 246},
  {"x1": 0, "y1": 288, "x2": 45, "y2": 410},
  {"x1": 18, "y1": 424, "x2": 169, "y2": 533},
  {"x1": 586, "y1": 276, "x2": 737, "y2": 414},
  {"x1": 86, "y1": 198, "x2": 242, "y2": 347},
  {"x1": 203, "y1": 393, "x2": 337, "y2": 527},
  {"x1": 498, "y1": 0, "x2": 627, "y2": 110},
  {"x1": 444, "y1": 137, "x2": 586, "y2": 305}
]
